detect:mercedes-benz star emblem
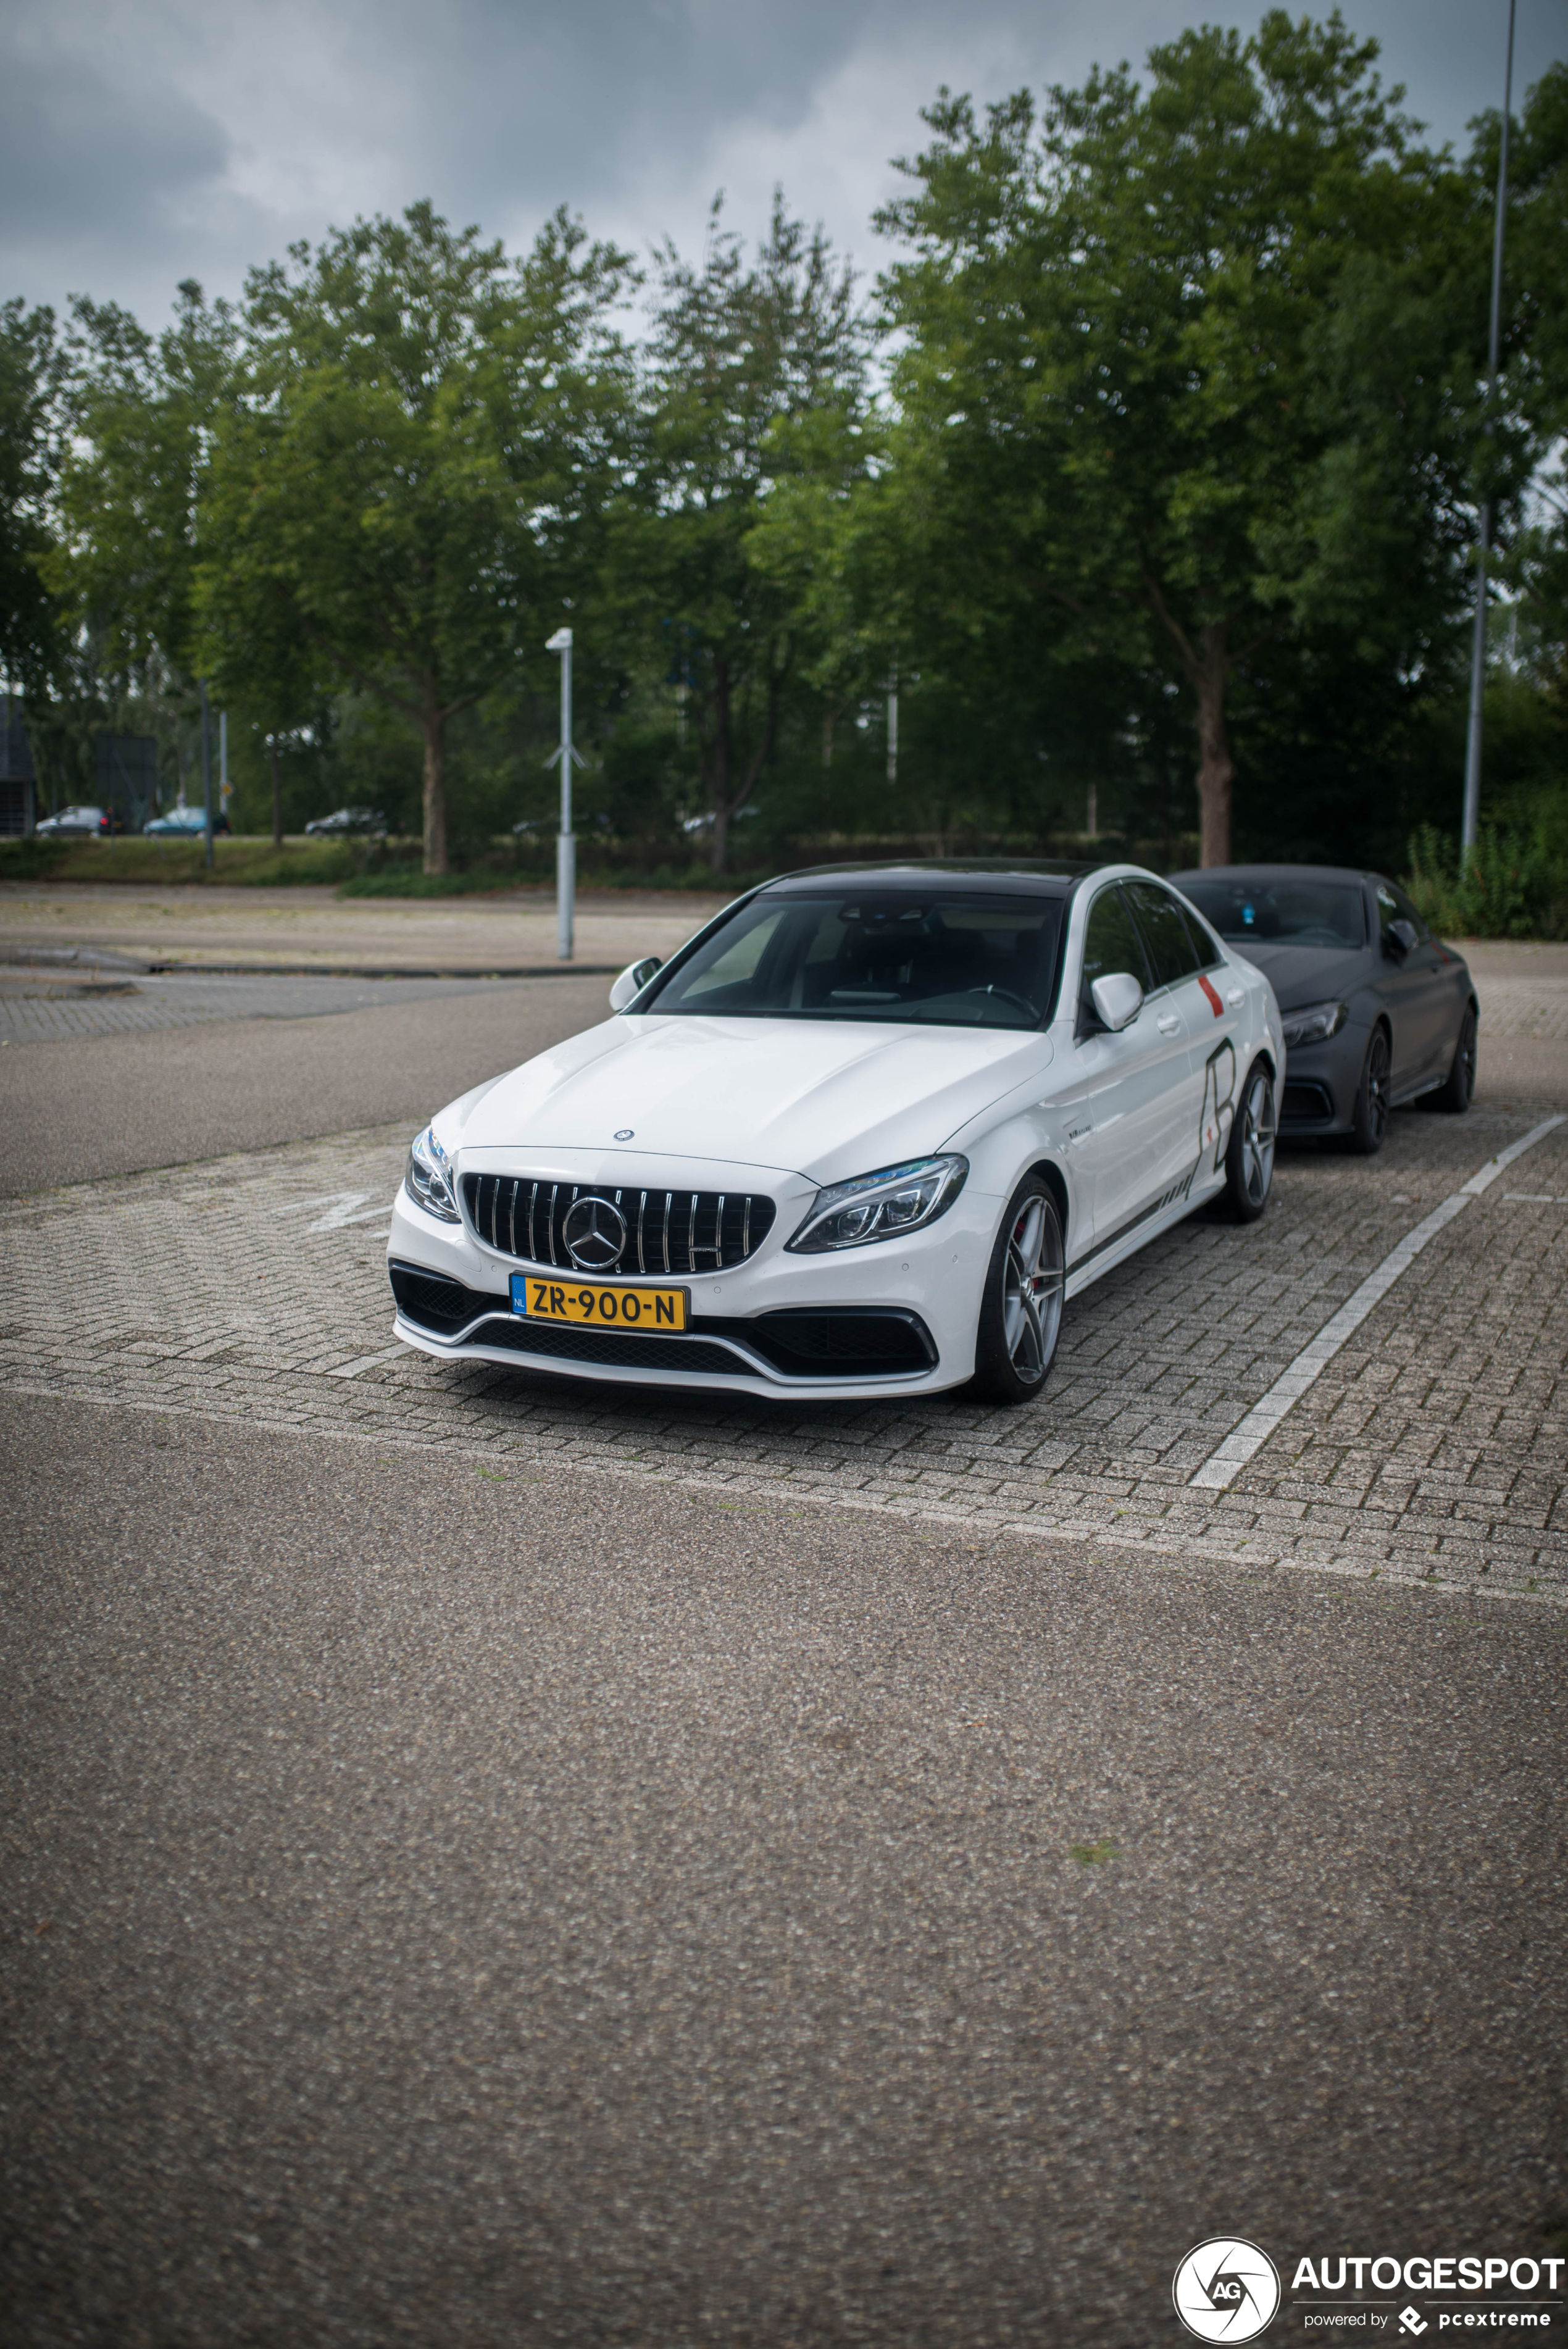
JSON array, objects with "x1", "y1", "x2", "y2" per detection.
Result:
[
  {"x1": 562, "y1": 1194, "x2": 628, "y2": 1273},
  {"x1": 614, "y1": 1129, "x2": 634, "y2": 1141}
]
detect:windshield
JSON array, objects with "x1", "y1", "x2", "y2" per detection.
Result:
[
  {"x1": 1179, "y1": 877, "x2": 1366, "y2": 951},
  {"x1": 647, "y1": 891, "x2": 1065, "y2": 1028}
]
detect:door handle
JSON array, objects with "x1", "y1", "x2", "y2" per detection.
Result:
[
  {"x1": 1157, "y1": 1014, "x2": 1182, "y2": 1035},
  {"x1": 1225, "y1": 987, "x2": 1244, "y2": 1007}
]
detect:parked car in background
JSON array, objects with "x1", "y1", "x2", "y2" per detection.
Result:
[
  {"x1": 1168, "y1": 865, "x2": 1477, "y2": 1153},
  {"x1": 36, "y1": 804, "x2": 115, "y2": 838},
  {"x1": 305, "y1": 806, "x2": 388, "y2": 837},
  {"x1": 388, "y1": 858, "x2": 1283, "y2": 1406},
  {"x1": 143, "y1": 806, "x2": 231, "y2": 837}
]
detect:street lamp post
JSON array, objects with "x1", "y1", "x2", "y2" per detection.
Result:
[
  {"x1": 199, "y1": 680, "x2": 215, "y2": 871},
  {"x1": 546, "y1": 625, "x2": 580, "y2": 961},
  {"x1": 1461, "y1": 0, "x2": 1517, "y2": 859}
]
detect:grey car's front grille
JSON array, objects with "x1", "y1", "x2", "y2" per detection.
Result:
[{"x1": 461, "y1": 1175, "x2": 777, "y2": 1275}]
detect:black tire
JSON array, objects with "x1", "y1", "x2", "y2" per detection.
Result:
[
  {"x1": 1430, "y1": 1003, "x2": 1477, "y2": 1114},
  {"x1": 1225, "y1": 1060, "x2": 1276, "y2": 1221},
  {"x1": 1349, "y1": 1026, "x2": 1391, "y2": 1156},
  {"x1": 970, "y1": 1177, "x2": 1065, "y2": 1406}
]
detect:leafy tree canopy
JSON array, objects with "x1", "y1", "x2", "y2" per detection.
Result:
[
  {"x1": 196, "y1": 201, "x2": 635, "y2": 871},
  {"x1": 874, "y1": 9, "x2": 1516, "y2": 862}
]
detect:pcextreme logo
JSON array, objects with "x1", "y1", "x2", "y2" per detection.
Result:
[{"x1": 1173, "y1": 2238, "x2": 1283, "y2": 2342}]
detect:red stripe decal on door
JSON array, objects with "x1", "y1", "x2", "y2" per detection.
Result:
[{"x1": 1198, "y1": 974, "x2": 1224, "y2": 1017}]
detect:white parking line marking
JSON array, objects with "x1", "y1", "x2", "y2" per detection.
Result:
[
  {"x1": 1459, "y1": 1118, "x2": 1568, "y2": 1194},
  {"x1": 280, "y1": 1190, "x2": 393, "y2": 1232},
  {"x1": 1188, "y1": 1115, "x2": 1567, "y2": 1492}
]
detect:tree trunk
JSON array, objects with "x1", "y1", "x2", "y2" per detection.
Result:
[
  {"x1": 422, "y1": 693, "x2": 448, "y2": 875},
  {"x1": 707, "y1": 652, "x2": 787, "y2": 877},
  {"x1": 707, "y1": 656, "x2": 733, "y2": 876},
  {"x1": 270, "y1": 738, "x2": 283, "y2": 848},
  {"x1": 1192, "y1": 623, "x2": 1233, "y2": 869}
]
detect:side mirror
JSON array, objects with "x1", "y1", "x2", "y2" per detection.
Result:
[
  {"x1": 609, "y1": 955, "x2": 662, "y2": 1012},
  {"x1": 1385, "y1": 918, "x2": 1419, "y2": 961},
  {"x1": 1090, "y1": 971, "x2": 1145, "y2": 1033}
]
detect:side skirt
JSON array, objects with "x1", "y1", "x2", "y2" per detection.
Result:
[{"x1": 1064, "y1": 1174, "x2": 1227, "y2": 1303}]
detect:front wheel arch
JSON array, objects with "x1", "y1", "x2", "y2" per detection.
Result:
[
  {"x1": 1029, "y1": 1156, "x2": 1072, "y2": 1258},
  {"x1": 969, "y1": 1172, "x2": 1067, "y2": 1406}
]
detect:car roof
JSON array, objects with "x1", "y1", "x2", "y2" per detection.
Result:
[
  {"x1": 1168, "y1": 863, "x2": 1380, "y2": 889},
  {"x1": 763, "y1": 857, "x2": 1112, "y2": 898}
]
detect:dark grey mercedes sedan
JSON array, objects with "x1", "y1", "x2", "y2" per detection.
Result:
[{"x1": 1167, "y1": 865, "x2": 1478, "y2": 1154}]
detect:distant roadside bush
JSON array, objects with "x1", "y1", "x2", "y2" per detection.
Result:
[
  {"x1": 0, "y1": 835, "x2": 359, "y2": 887},
  {"x1": 1405, "y1": 814, "x2": 1568, "y2": 939}
]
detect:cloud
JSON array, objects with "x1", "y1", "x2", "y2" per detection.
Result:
[{"x1": 1, "y1": 0, "x2": 1561, "y2": 329}]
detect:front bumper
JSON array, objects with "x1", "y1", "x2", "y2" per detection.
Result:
[
  {"x1": 385, "y1": 1150, "x2": 995, "y2": 1400},
  {"x1": 1277, "y1": 1025, "x2": 1366, "y2": 1135}
]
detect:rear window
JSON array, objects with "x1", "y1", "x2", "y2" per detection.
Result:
[
  {"x1": 646, "y1": 891, "x2": 1065, "y2": 1029},
  {"x1": 1179, "y1": 877, "x2": 1366, "y2": 950}
]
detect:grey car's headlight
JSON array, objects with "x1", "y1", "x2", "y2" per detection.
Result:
[
  {"x1": 404, "y1": 1126, "x2": 461, "y2": 1223},
  {"x1": 786, "y1": 1155, "x2": 968, "y2": 1254},
  {"x1": 1280, "y1": 999, "x2": 1348, "y2": 1049}
]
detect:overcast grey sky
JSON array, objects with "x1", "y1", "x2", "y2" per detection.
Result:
[{"x1": 2, "y1": 0, "x2": 1564, "y2": 331}]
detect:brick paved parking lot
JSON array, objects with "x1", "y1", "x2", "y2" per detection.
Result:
[{"x1": 4, "y1": 1093, "x2": 1564, "y2": 1596}]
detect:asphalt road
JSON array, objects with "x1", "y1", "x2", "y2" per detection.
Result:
[
  {"x1": 4, "y1": 1392, "x2": 1564, "y2": 2348},
  {"x1": 0, "y1": 975, "x2": 612, "y2": 1194}
]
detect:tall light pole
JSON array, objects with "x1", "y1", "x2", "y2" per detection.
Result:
[
  {"x1": 199, "y1": 679, "x2": 215, "y2": 871},
  {"x1": 546, "y1": 625, "x2": 581, "y2": 960},
  {"x1": 1461, "y1": 0, "x2": 1517, "y2": 859}
]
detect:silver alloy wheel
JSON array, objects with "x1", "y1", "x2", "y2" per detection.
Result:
[
  {"x1": 1001, "y1": 1191, "x2": 1064, "y2": 1387},
  {"x1": 1237, "y1": 1067, "x2": 1276, "y2": 1209}
]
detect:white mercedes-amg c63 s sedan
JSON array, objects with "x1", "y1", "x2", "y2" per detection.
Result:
[{"x1": 386, "y1": 861, "x2": 1284, "y2": 1404}]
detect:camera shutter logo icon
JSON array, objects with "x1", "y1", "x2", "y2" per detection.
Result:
[{"x1": 1172, "y1": 2238, "x2": 1282, "y2": 2342}]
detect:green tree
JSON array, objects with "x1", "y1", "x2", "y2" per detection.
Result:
[
  {"x1": 53, "y1": 280, "x2": 236, "y2": 681},
  {"x1": 877, "y1": 12, "x2": 1497, "y2": 864},
  {"x1": 197, "y1": 202, "x2": 632, "y2": 873},
  {"x1": 1498, "y1": 63, "x2": 1568, "y2": 707},
  {"x1": 0, "y1": 299, "x2": 63, "y2": 696},
  {"x1": 620, "y1": 193, "x2": 871, "y2": 872}
]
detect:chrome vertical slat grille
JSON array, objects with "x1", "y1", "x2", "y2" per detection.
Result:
[{"x1": 461, "y1": 1175, "x2": 775, "y2": 1273}]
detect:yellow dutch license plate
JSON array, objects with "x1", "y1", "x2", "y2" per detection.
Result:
[{"x1": 510, "y1": 1271, "x2": 688, "y2": 1333}]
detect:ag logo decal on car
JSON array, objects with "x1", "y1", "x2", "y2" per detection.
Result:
[
  {"x1": 562, "y1": 1194, "x2": 629, "y2": 1272},
  {"x1": 1172, "y1": 2237, "x2": 1281, "y2": 2342},
  {"x1": 1199, "y1": 1038, "x2": 1238, "y2": 1172}
]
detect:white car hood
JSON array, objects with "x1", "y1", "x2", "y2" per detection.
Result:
[{"x1": 448, "y1": 1014, "x2": 1051, "y2": 1185}]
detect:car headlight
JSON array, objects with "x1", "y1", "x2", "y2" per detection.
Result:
[
  {"x1": 786, "y1": 1155, "x2": 968, "y2": 1254},
  {"x1": 404, "y1": 1125, "x2": 460, "y2": 1223},
  {"x1": 1280, "y1": 999, "x2": 1348, "y2": 1049}
]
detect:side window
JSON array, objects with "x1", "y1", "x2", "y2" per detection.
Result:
[
  {"x1": 1080, "y1": 887, "x2": 1151, "y2": 1024},
  {"x1": 1378, "y1": 880, "x2": 1429, "y2": 943},
  {"x1": 1170, "y1": 893, "x2": 1224, "y2": 970},
  {"x1": 1125, "y1": 880, "x2": 1203, "y2": 990}
]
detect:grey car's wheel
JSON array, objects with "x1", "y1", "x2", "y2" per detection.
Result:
[
  {"x1": 970, "y1": 1179, "x2": 1065, "y2": 1406},
  {"x1": 1430, "y1": 1003, "x2": 1477, "y2": 1114},
  {"x1": 1225, "y1": 1061, "x2": 1276, "y2": 1221},
  {"x1": 1349, "y1": 1026, "x2": 1391, "y2": 1155}
]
